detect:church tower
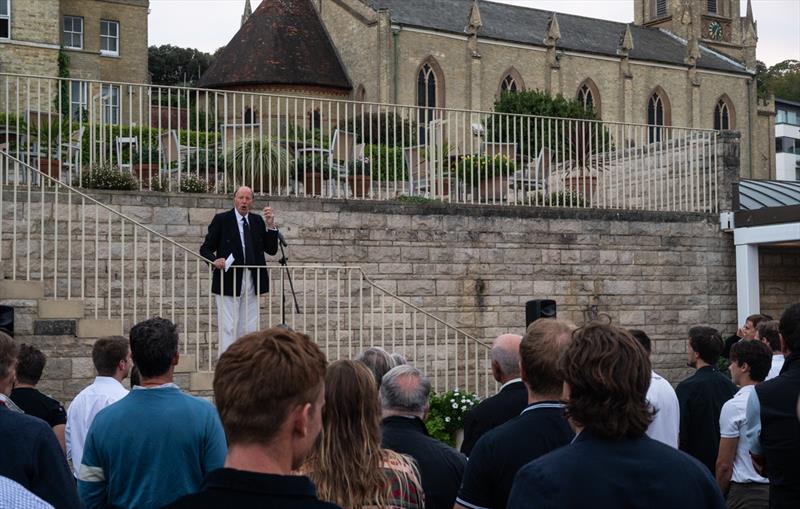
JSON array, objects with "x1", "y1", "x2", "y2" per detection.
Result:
[{"x1": 633, "y1": 0, "x2": 757, "y2": 66}]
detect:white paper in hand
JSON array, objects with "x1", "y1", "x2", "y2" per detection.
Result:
[{"x1": 224, "y1": 254, "x2": 235, "y2": 272}]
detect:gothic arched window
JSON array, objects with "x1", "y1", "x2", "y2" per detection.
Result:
[
  {"x1": 417, "y1": 58, "x2": 444, "y2": 127},
  {"x1": 714, "y1": 96, "x2": 735, "y2": 131},
  {"x1": 501, "y1": 75, "x2": 518, "y2": 93},
  {"x1": 648, "y1": 89, "x2": 671, "y2": 143},
  {"x1": 576, "y1": 79, "x2": 601, "y2": 116}
]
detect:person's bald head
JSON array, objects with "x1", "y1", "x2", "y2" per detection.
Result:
[
  {"x1": 233, "y1": 186, "x2": 254, "y2": 215},
  {"x1": 491, "y1": 333, "x2": 522, "y2": 383},
  {"x1": 379, "y1": 365, "x2": 431, "y2": 418}
]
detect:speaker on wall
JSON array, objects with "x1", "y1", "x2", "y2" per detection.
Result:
[
  {"x1": 525, "y1": 299, "x2": 556, "y2": 327},
  {"x1": 0, "y1": 305, "x2": 13, "y2": 337}
]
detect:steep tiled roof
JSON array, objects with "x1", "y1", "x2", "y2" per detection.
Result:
[
  {"x1": 368, "y1": 0, "x2": 749, "y2": 75},
  {"x1": 199, "y1": 0, "x2": 351, "y2": 90}
]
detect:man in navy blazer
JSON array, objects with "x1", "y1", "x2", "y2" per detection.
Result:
[
  {"x1": 507, "y1": 323, "x2": 726, "y2": 509},
  {"x1": 200, "y1": 186, "x2": 278, "y2": 354}
]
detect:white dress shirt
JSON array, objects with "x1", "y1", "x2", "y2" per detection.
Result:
[
  {"x1": 65, "y1": 376, "x2": 129, "y2": 476},
  {"x1": 766, "y1": 353, "x2": 785, "y2": 381},
  {"x1": 645, "y1": 370, "x2": 680, "y2": 448}
]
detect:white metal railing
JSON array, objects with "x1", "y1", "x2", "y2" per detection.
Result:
[
  {"x1": 0, "y1": 73, "x2": 719, "y2": 213},
  {"x1": 0, "y1": 152, "x2": 492, "y2": 396}
]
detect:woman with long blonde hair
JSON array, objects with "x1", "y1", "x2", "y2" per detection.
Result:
[{"x1": 303, "y1": 360, "x2": 424, "y2": 509}]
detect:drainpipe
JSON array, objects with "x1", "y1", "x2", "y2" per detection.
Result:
[
  {"x1": 392, "y1": 27, "x2": 400, "y2": 104},
  {"x1": 747, "y1": 77, "x2": 754, "y2": 178}
]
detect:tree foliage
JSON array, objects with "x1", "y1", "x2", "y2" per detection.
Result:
[
  {"x1": 757, "y1": 59, "x2": 800, "y2": 102},
  {"x1": 148, "y1": 45, "x2": 215, "y2": 86}
]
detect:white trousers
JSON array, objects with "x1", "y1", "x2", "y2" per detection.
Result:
[{"x1": 215, "y1": 269, "x2": 259, "y2": 356}]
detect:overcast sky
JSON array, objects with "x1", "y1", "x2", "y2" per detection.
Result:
[{"x1": 148, "y1": 0, "x2": 799, "y2": 66}]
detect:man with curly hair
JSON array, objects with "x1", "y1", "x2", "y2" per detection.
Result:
[{"x1": 507, "y1": 323, "x2": 725, "y2": 509}]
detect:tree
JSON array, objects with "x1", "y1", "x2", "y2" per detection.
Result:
[
  {"x1": 757, "y1": 59, "x2": 800, "y2": 102},
  {"x1": 148, "y1": 45, "x2": 215, "y2": 86}
]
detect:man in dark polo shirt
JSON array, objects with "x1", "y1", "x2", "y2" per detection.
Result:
[
  {"x1": 163, "y1": 328, "x2": 340, "y2": 509},
  {"x1": 507, "y1": 323, "x2": 725, "y2": 509},
  {"x1": 460, "y1": 333, "x2": 527, "y2": 456},
  {"x1": 455, "y1": 319, "x2": 575, "y2": 509},
  {"x1": 745, "y1": 302, "x2": 800, "y2": 508},
  {"x1": 380, "y1": 364, "x2": 466, "y2": 509},
  {"x1": 9, "y1": 344, "x2": 67, "y2": 454},
  {"x1": 676, "y1": 325, "x2": 737, "y2": 473}
]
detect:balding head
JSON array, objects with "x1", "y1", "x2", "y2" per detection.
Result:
[
  {"x1": 379, "y1": 365, "x2": 431, "y2": 418},
  {"x1": 233, "y1": 186, "x2": 254, "y2": 215},
  {"x1": 491, "y1": 333, "x2": 522, "y2": 383}
]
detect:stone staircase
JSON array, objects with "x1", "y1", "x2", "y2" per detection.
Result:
[{"x1": 0, "y1": 279, "x2": 211, "y2": 403}]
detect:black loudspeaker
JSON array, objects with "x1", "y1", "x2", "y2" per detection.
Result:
[
  {"x1": 525, "y1": 299, "x2": 557, "y2": 327},
  {"x1": 0, "y1": 305, "x2": 12, "y2": 336}
]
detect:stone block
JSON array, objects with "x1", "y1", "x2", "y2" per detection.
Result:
[
  {"x1": 190, "y1": 371, "x2": 215, "y2": 392},
  {"x1": 34, "y1": 320, "x2": 77, "y2": 336},
  {"x1": 77, "y1": 319, "x2": 122, "y2": 338},
  {"x1": 38, "y1": 300, "x2": 84, "y2": 319},
  {"x1": 176, "y1": 354, "x2": 197, "y2": 373},
  {"x1": 0, "y1": 280, "x2": 44, "y2": 299},
  {"x1": 72, "y1": 357, "x2": 96, "y2": 379}
]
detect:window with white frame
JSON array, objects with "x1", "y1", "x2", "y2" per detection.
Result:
[
  {"x1": 0, "y1": 0, "x2": 10, "y2": 39},
  {"x1": 63, "y1": 16, "x2": 83, "y2": 49},
  {"x1": 70, "y1": 81, "x2": 88, "y2": 121},
  {"x1": 100, "y1": 20, "x2": 119, "y2": 55},
  {"x1": 102, "y1": 84, "x2": 120, "y2": 124}
]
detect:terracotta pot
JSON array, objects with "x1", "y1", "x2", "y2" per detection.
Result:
[
  {"x1": 431, "y1": 178, "x2": 450, "y2": 198},
  {"x1": 133, "y1": 164, "x2": 160, "y2": 182},
  {"x1": 476, "y1": 176, "x2": 508, "y2": 201},
  {"x1": 563, "y1": 175, "x2": 597, "y2": 204},
  {"x1": 348, "y1": 175, "x2": 371, "y2": 198},
  {"x1": 303, "y1": 171, "x2": 325, "y2": 196}
]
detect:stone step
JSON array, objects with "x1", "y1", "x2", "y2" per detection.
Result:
[
  {"x1": 77, "y1": 318, "x2": 122, "y2": 338},
  {"x1": 38, "y1": 300, "x2": 84, "y2": 319},
  {"x1": 190, "y1": 371, "x2": 214, "y2": 392},
  {"x1": 0, "y1": 280, "x2": 44, "y2": 299}
]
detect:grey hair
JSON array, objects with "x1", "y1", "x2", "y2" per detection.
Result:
[
  {"x1": 390, "y1": 352, "x2": 407, "y2": 366},
  {"x1": 355, "y1": 346, "x2": 394, "y2": 386},
  {"x1": 379, "y1": 364, "x2": 431, "y2": 414},
  {"x1": 491, "y1": 343, "x2": 521, "y2": 377}
]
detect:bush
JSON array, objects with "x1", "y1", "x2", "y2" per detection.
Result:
[
  {"x1": 454, "y1": 154, "x2": 516, "y2": 187},
  {"x1": 179, "y1": 174, "x2": 210, "y2": 193},
  {"x1": 347, "y1": 158, "x2": 371, "y2": 177},
  {"x1": 533, "y1": 190, "x2": 586, "y2": 207},
  {"x1": 425, "y1": 388, "x2": 480, "y2": 447},
  {"x1": 74, "y1": 165, "x2": 138, "y2": 191},
  {"x1": 364, "y1": 144, "x2": 407, "y2": 181},
  {"x1": 486, "y1": 90, "x2": 612, "y2": 162},
  {"x1": 294, "y1": 153, "x2": 332, "y2": 179},
  {"x1": 395, "y1": 195, "x2": 439, "y2": 205},
  {"x1": 340, "y1": 112, "x2": 418, "y2": 147}
]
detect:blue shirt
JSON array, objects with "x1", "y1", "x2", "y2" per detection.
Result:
[{"x1": 78, "y1": 385, "x2": 227, "y2": 509}]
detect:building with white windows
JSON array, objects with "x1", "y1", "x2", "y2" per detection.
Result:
[{"x1": 775, "y1": 98, "x2": 800, "y2": 181}]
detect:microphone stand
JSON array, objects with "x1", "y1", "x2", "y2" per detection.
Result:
[{"x1": 276, "y1": 230, "x2": 301, "y2": 328}]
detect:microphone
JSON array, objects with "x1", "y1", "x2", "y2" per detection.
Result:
[{"x1": 276, "y1": 229, "x2": 288, "y2": 247}]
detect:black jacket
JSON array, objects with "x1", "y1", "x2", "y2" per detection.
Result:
[
  {"x1": 460, "y1": 380, "x2": 528, "y2": 455},
  {"x1": 199, "y1": 209, "x2": 278, "y2": 296},
  {"x1": 755, "y1": 352, "x2": 800, "y2": 508},
  {"x1": 381, "y1": 416, "x2": 466, "y2": 509}
]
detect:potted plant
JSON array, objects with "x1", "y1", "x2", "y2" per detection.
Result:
[
  {"x1": 454, "y1": 154, "x2": 516, "y2": 201},
  {"x1": 132, "y1": 147, "x2": 161, "y2": 184},
  {"x1": 295, "y1": 153, "x2": 331, "y2": 196},
  {"x1": 425, "y1": 388, "x2": 480, "y2": 448},
  {"x1": 225, "y1": 137, "x2": 293, "y2": 194},
  {"x1": 347, "y1": 157, "x2": 372, "y2": 198}
]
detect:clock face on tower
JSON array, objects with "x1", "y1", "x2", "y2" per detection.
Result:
[{"x1": 708, "y1": 21, "x2": 724, "y2": 41}]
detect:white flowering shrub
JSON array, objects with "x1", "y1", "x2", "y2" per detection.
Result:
[
  {"x1": 74, "y1": 164, "x2": 138, "y2": 191},
  {"x1": 425, "y1": 388, "x2": 480, "y2": 446}
]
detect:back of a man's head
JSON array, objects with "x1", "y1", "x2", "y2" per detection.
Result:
[
  {"x1": 15, "y1": 344, "x2": 46, "y2": 386},
  {"x1": 213, "y1": 327, "x2": 327, "y2": 447},
  {"x1": 491, "y1": 333, "x2": 522, "y2": 381},
  {"x1": 628, "y1": 329, "x2": 652, "y2": 355},
  {"x1": 730, "y1": 340, "x2": 772, "y2": 383},
  {"x1": 0, "y1": 331, "x2": 18, "y2": 394},
  {"x1": 779, "y1": 303, "x2": 800, "y2": 354},
  {"x1": 129, "y1": 317, "x2": 178, "y2": 379},
  {"x1": 92, "y1": 336, "x2": 130, "y2": 377},
  {"x1": 747, "y1": 314, "x2": 767, "y2": 328},
  {"x1": 688, "y1": 325, "x2": 723, "y2": 365},
  {"x1": 521, "y1": 319, "x2": 575, "y2": 397},
  {"x1": 561, "y1": 323, "x2": 653, "y2": 440},
  {"x1": 355, "y1": 346, "x2": 393, "y2": 387},
  {"x1": 756, "y1": 320, "x2": 781, "y2": 353},
  {"x1": 379, "y1": 365, "x2": 431, "y2": 417}
]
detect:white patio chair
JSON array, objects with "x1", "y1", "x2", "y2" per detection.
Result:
[{"x1": 510, "y1": 147, "x2": 552, "y2": 203}]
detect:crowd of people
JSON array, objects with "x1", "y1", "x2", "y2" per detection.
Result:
[{"x1": 0, "y1": 303, "x2": 799, "y2": 509}]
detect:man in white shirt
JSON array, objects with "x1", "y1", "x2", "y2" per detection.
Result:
[
  {"x1": 65, "y1": 336, "x2": 131, "y2": 476},
  {"x1": 755, "y1": 320, "x2": 784, "y2": 380},
  {"x1": 716, "y1": 339, "x2": 772, "y2": 509},
  {"x1": 630, "y1": 329, "x2": 680, "y2": 447}
]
